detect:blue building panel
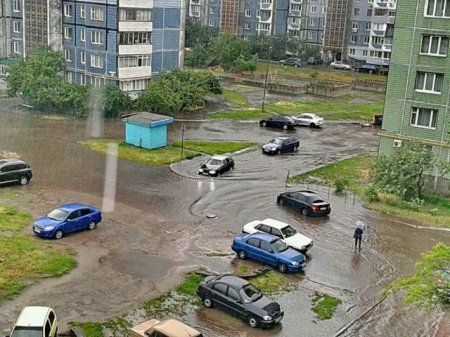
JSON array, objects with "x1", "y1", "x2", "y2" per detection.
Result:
[
  {"x1": 151, "y1": 31, "x2": 163, "y2": 50},
  {"x1": 163, "y1": 31, "x2": 180, "y2": 50},
  {"x1": 152, "y1": 51, "x2": 163, "y2": 73},
  {"x1": 162, "y1": 51, "x2": 179, "y2": 70},
  {"x1": 164, "y1": 9, "x2": 180, "y2": 28},
  {"x1": 153, "y1": 8, "x2": 164, "y2": 29}
]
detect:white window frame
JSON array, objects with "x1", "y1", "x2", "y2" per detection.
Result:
[
  {"x1": 311, "y1": 5, "x2": 317, "y2": 13},
  {"x1": 245, "y1": 22, "x2": 250, "y2": 30},
  {"x1": 410, "y1": 107, "x2": 438, "y2": 129},
  {"x1": 13, "y1": 41, "x2": 20, "y2": 54},
  {"x1": 91, "y1": 31, "x2": 103, "y2": 45},
  {"x1": 13, "y1": 21, "x2": 20, "y2": 33},
  {"x1": 80, "y1": 73, "x2": 86, "y2": 85},
  {"x1": 13, "y1": 0, "x2": 20, "y2": 12},
  {"x1": 91, "y1": 7, "x2": 104, "y2": 21},
  {"x1": 414, "y1": 72, "x2": 443, "y2": 94},
  {"x1": 309, "y1": 18, "x2": 315, "y2": 26},
  {"x1": 64, "y1": 4, "x2": 73, "y2": 17},
  {"x1": 425, "y1": 0, "x2": 450, "y2": 17},
  {"x1": 209, "y1": 7, "x2": 214, "y2": 14},
  {"x1": 90, "y1": 54, "x2": 104, "y2": 68},
  {"x1": 420, "y1": 35, "x2": 448, "y2": 57},
  {"x1": 80, "y1": 5, "x2": 85, "y2": 19},
  {"x1": 208, "y1": 19, "x2": 214, "y2": 26},
  {"x1": 350, "y1": 35, "x2": 357, "y2": 43},
  {"x1": 245, "y1": 9, "x2": 251, "y2": 17},
  {"x1": 64, "y1": 26, "x2": 73, "y2": 40},
  {"x1": 64, "y1": 49, "x2": 72, "y2": 62},
  {"x1": 308, "y1": 31, "x2": 314, "y2": 39},
  {"x1": 80, "y1": 29, "x2": 85, "y2": 42},
  {"x1": 81, "y1": 51, "x2": 86, "y2": 64}
]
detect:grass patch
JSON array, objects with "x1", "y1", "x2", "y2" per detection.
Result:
[
  {"x1": 238, "y1": 264, "x2": 250, "y2": 274},
  {"x1": 265, "y1": 100, "x2": 384, "y2": 121},
  {"x1": 172, "y1": 140, "x2": 255, "y2": 155},
  {"x1": 208, "y1": 108, "x2": 271, "y2": 120},
  {"x1": 250, "y1": 271, "x2": 296, "y2": 295},
  {"x1": 221, "y1": 89, "x2": 251, "y2": 108},
  {"x1": 73, "y1": 322, "x2": 104, "y2": 337},
  {"x1": 80, "y1": 140, "x2": 198, "y2": 166},
  {"x1": 311, "y1": 292, "x2": 342, "y2": 320},
  {"x1": 289, "y1": 155, "x2": 450, "y2": 228},
  {"x1": 0, "y1": 206, "x2": 77, "y2": 301},
  {"x1": 175, "y1": 273, "x2": 204, "y2": 296}
]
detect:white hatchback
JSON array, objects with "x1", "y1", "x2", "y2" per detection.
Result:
[
  {"x1": 291, "y1": 113, "x2": 325, "y2": 127},
  {"x1": 9, "y1": 306, "x2": 58, "y2": 337},
  {"x1": 242, "y1": 218, "x2": 313, "y2": 253}
]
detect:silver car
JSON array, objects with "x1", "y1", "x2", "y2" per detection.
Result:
[{"x1": 291, "y1": 113, "x2": 324, "y2": 127}]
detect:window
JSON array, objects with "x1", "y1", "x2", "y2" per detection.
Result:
[
  {"x1": 245, "y1": 9, "x2": 251, "y2": 17},
  {"x1": 65, "y1": 71, "x2": 73, "y2": 83},
  {"x1": 367, "y1": 9, "x2": 372, "y2": 16},
  {"x1": 364, "y1": 36, "x2": 370, "y2": 44},
  {"x1": 64, "y1": 49, "x2": 72, "y2": 62},
  {"x1": 247, "y1": 238, "x2": 260, "y2": 247},
  {"x1": 410, "y1": 107, "x2": 438, "y2": 129},
  {"x1": 308, "y1": 31, "x2": 314, "y2": 39},
  {"x1": 119, "y1": 9, "x2": 152, "y2": 21},
  {"x1": 227, "y1": 287, "x2": 240, "y2": 301},
  {"x1": 354, "y1": 8, "x2": 360, "y2": 15},
  {"x1": 13, "y1": 0, "x2": 20, "y2": 12},
  {"x1": 64, "y1": 4, "x2": 73, "y2": 17},
  {"x1": 245, "y1": 22, "x2": 250, "y2": 29},
  {"x1": 91, "y1": 54, "x2": 104, "y2": 68},
  {"x1": 309, "y1": 18, "x2": 315, "y2": 26},
  {"x1": 13, "y1": 41, "x2": 20, "y2": 54},
  {"x1": 118, "y1": 55, "x2": 151, "y2": 68},
  {"x1": 260, "y1": 241, "x2": 272, "y2": 252},
  {"x1": 80, "y1": 209, "x2": 91, "y2": 216},
  {"x1": 119, "y1": 32, "x2": 151, "y2": 45},
  {"x1": 425, "y1": 0, "x2": 450, "y2": 17},
  {"x1": 365, "y1": 22, "x2": 371, "y2": 30},
  {"x1": 91, "y1": 31, "x2": 103, "y2": 44},
  {"x1": 91, "y1": 7, "x2": 104, "y2": 21},
  {"x1": 349, "y1": 48, "x2": 356, "y2": 55},
  {"x1": 13, "y1": 21, "x2": 20, "y2": 33},
  {"x1": 80, "y1": 73, "x2": 86, "y2": 85},
  {"x1": 311, "y1": 5, "x2": 317, "y2": 13},
  {"x1": 80, "y1": 51, "x2": 86, "y2": 64},
  {"x1": 350, "y1": 35, "x2": 357, "y2": 43},
  {"x1": 258, "y1": 225, "x2": 271, "y2": 234},
  {"x1": 415, "y1": 72, "x2": 443, "y2": 93},
  {"x1": 80, "y1": 29, "x2": 85, "y2": 42},
  {"x1": 80, "y1": 6, "x2": 85, "y2": 19},
  {"x1": 119, "y1": 79, "x2": 149, "y2": 91},
  {"x1": 64, "y1": 26, "x2": 73, "y2": 40},
  {"x1": 420, "y1": 35, "x2": 448, "y2": 56},
  {"x1": 322, "y1": 6, "x2": 326, "y2": 13},
  {"x1": 209, "y1": 7, "x2": 214, "y2": 14},
  {"x1": 352, "y1": 22, "x2": 358, "y2": 29},
  {"x1": 270, "y1": 228, "x2": 282, "y2": 238},
  {"x1": 212, "y1": 283, "x2": 227, "y2": 294},
  {"x1": 208, "y1": 19, "x2": 215, "y2": 26}
]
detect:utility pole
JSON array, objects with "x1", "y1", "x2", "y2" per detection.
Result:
[{"x1": 261, "y1": 46, "x2": 272, "y2": 113}]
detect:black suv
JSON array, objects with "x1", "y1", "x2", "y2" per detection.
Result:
[
  {"x1": 197, "y1": 275, "x2": 284, "y2": 328},
  {"x1": 0, "y1": 159, "x2": 33, "y2": 186}
]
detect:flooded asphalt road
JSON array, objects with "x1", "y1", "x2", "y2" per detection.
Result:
[{"x1": 0, "y1": 100, "x2": 449, "y2": 337}]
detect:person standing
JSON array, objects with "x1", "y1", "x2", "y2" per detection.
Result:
[{"x1": 353, "y1": 221, "x2": 366, "y2": 252}]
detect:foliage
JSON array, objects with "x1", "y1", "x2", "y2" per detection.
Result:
[
  {"x1": 184, "y1": 45, "x2": 209, "y2": 67},
  {"x1": 234, "y1": 54, "x2": 258, "y2": 73},
  {"x1": 220, "y1": 89, "x2": 250, "y2": 108},
  {"x1": 311, "y1": 292, "x2": 342, "y2": 320},
  {"x1": 334, "y1": 177, "x2": 349, "y2": 194},
  {"x1": 208, "y1": 109, "x2": 271, "y2": 120},
  {"x1": 72, "y1": 322, "x2": 104, "y2": 337},
  {"x1": 175, "y1": 273, "x2": 204, "y2": 296},
  {"x1": 250, "y1": 271, "x2": 296, "y2": 295},
  {"x1": 385, "y1": 243, "x2": 450, "y2": 308},
  {"x1": 102, "y1": 85, "x2": 133, "y2": 118},
  {"x1": 185, "y1": 17, "x2": 218, "y2": 48},
  {"x1": 136, "y1": 70, "x2": 222, "y2": 114},
  {"x1": 370, "y1": 142, "x2": 435, "y2": 200},
  {"x1": 172, "y1": 140, "x2": 255, "y2": 155},
  {"x1": 210, "y1": 31, "x2": 257, "y2": 71},
  {"x1": 310, "y1": 71, "x2": 320, "y2": 84}
]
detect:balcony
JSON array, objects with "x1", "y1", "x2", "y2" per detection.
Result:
[
  {"x1": 118, "y1": 66, "x2": 152, "y2": 80},
  {"x1": 119, "y1": 44, "x2": 152, "y2": 56},
  {"x1": 259, "y1": 10, "x2": 272, "y2": 22},
  {"x1": 288, "y1": 22, "x2": 300, "y2": 30},
  {"x1": 387, "y1": 16, "x2": 395, "y2": 24},
  {"x1": 119, "y1": 21, "x2": 152, "y2": 32},
  {"x1": 370, "y1": 29, "x2": 386, "y2": 37},
  {"x1": 288, "y1": 10, "x2": 301, "y2": 17},
  {"x1": 382, "y1": 44, "x2": 392, "y2": 51},
  {"x1": 190, "y1": 0, "x2": 200, "y2": 3},
  {"x1": 259, "y1": 2, "x2": 273, "y2": 10},
  {"x1": 190, "y1": 10, "x2": 200, "y2": 17},
  {"x1": 289, "y1": 0, "x2": 302, "y2": 3}
]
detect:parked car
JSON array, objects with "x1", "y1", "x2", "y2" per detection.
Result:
[
  {"x1": 307, "y1": 57, "x2": 323, "y2": 65},
  {"x1": 32, "y1": 203, "x2": 102, "y2": 239},
  {"x1": 291, "y1": 113, "x2": 324, "y2": 127},
  {"x1": 232, "y1": 232, "x2": 306, "y2": 273},
  {"x1": 198, "y1": 155, "x2": 234, "y2": 177},
  {"x1": 356, "y1": 64, "x2": 380, "y2": 74},
  {"x1": 9, "y1": 306, "x2": 58, "y2": 337},
  {"x1": 0, "y1": 159, "x2": 32, "y2": 186},
  {"x1": 262, "y1": 137, "x2": 299, "y2": 155},
  {"x1": 130, "y1": 318, "x2": 203, "y2": 337},
  {"x1": 279, "y1": 57, "x2": 301, "y2": 67},
  {"x1": 196, "y1": 274, "x2": 284, "y2": 328},
  {"x1": 259, "y1": 116, "x2": 296, "y2": 130},
  {"x1": 277, "y1": 190, "x2": 331, "y2": 216},
  {"x1": 242, "y1": 218, "x2": 313, "y2": 253},
  {"x1": 330, "y1": 61, "x2": 352, "y2": 70}
]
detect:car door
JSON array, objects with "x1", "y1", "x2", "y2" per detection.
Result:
[
  {"x1": 66, "y1": 210, "x2": 83, "y2": 232},
  {"x1": 226, "y1": 286, "x2": 247, "y2": 319},
  {"x1": 291, "y1": 193, "x2": 307, "y2": 210},
  {"x1": 0, "y1": 164, "x2": 15, "y2": 184},
  {"x1": 210, "y1": 283, "x2": 230, "y2": 310},
  {"x1": 245, "y1": 238, "x2": 260, "y2": 260},
  {"x1": 297, "y1": 115, "x2": 307, "y2": 126},
  {"x1": 257, "y1": 240, "x2": 278, "y2": 267},
  {"x1": 283, "y1": 192, "x2": 299, "y2": 207},
  {"x1": 79, "y1": 208, "x2": 92, "y2": 229}
]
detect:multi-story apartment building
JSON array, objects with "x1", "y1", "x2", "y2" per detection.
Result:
[
  {"x1": 348, "y1": 0, "x2": 395, "y2": 66},
  {"x1": 380, "y1": 0, "x2": 450, "y2": 183},
  {"x1": 62, "y1": 0, "x2": 184, "y2": 95},
  {"x1": 299, "y1": 0, "x2": 326, "y2": 46}
]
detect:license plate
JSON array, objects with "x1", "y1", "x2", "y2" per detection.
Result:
[
  {"x1": 34, "y1": 227, "x2": 41, "y2": 233},
  {"x1": 275, "y1": 316, "x2": 282, "y2": 323},
  {"x1": 320, "y1": 207, "x2": 327, "y2": 210}
]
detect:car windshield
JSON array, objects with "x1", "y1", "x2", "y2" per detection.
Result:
[
  {"x1": 47, "y1": 208, "x2": 69, "y2": 221},
  {"x1": 240, "y1": 284, "x2": 262, "y2": 302},
  {"x1": 205, "y1": 159, "x2": 222, "y2": 166},
  {"x1": 271, "y1": 238, "x2": 289, "y2": 252},
  {"x1": 270, "y1": 138, "x2": 283, "y2": 144},
  {"x1": 11, "y1": 327, "x2": 43, "y2": 337},
  {"x1": 281, "y1": 225, "x2": 297, "y2": 238}
]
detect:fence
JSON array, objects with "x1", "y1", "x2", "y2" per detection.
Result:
[{"x1": 423, "y1": 175, "x2": 450, "y2": 196}]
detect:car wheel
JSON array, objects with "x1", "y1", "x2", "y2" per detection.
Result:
[
  {"x1": 294, "y1": 145, "x2": 298, "y2": 151},
  {"x1": 278, "y1": 263, "x2": 288, "y2": 273},
  {"x1": 277, "y1": 198, "x2": 284, "y2": 206},
  {"x1": 248, "y1": 317, "x2": 259, "y2": 328},
  {"x1": 262, "y1": 121, "x2": 267, "y2": 127},
  {"x1": 88, "y1": 221, "x2": 96, "y2": 230},
  {"x1": 277, "y1": 149, "x2": 281, "y2": 155},
  {"x1": 203, "y1": 296, "x2": 214, "y2": 308},
  {"x1": 294, "y1": 64, "x2": 298, "y2": 68},
  {"x1": 54, "y1": 230, "x2": 63, "y2": 240},
  {"x1": 283, "y1": 124, "x2": 288, "y2": 130},
  {"x1": 19, "y1": 176, "x2": 29, "y2": 185},
  {"x1": 301, "y1": 208, "x2": 309, "y2": 216},
  {"x1": 281, "y1": 63, "x2": 285, "y2": 66},
  {"x1": 238, "y1": 250, "x2": 247, "y2": 260},
  {"x1": 310, "y1": 123, "x2": 316, "y2": 128}
]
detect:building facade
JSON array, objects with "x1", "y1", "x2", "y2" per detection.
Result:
[{"x1": 379, "y1": 0, "x2": 450, "y2": 182}]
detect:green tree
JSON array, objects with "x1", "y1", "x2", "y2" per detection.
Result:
[
  {"x1": 385, "y1": 243, "x2": 450, "y2": 308},
  {"x1": 185, "y1": 18, "x2": 218, "y2": 48},
  {"x1": 184, "y1": 44, "x2": 209, "y2": 67},
  {"x1": 210, "y1": 32, "x2": 255, "y2": 71},
  {"x1": 102, "y1": 85, "x2": 133, "y2": 118},
  {"x1": 370, "y1": 141, "x2": 435, "y2": 200},
  {"x1": 234, "y1": 54, "x2": 257, "y2": 73}
]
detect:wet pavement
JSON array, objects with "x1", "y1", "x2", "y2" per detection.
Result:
[{"x1": 0, "y1": 99, "x2": 449, "y2": 336}]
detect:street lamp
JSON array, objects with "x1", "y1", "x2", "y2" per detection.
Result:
[
  {"x1": 180, "y1": 123, "x2": 186, "y2": 158},
  {"x1": 261, "y1": 46, "x2": 272, "y2": 113}
]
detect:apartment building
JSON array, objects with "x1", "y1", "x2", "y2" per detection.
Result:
[{"x1": 380, "y1": 0, "x2": 450, "y2": 183}]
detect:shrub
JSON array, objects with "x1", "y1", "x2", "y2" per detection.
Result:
[{"x1": 335, "y1": 177, "x2": 349, "y2": 194}]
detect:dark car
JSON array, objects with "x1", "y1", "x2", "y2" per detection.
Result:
[
  {"x1": 198, "y1": 155, "x2": 234, "y2": 177},
  {"x1": 262, "y1": 137, "x2": 299, "y2": 155},
  {"x1": 259, "y1": 116, "x2": 296, "y2": 130},
  {"x1": 32, "y1": 203, "x2": 102, "y2": 239},
  {"x1": 279, "y1": 57, "x2": 301, "y2": 67},
  {"x1": 356, "y1": 64, "x2": 380, "y2": 74},
  {"x1": 196, "y1": 274, "x2": 284, "y2": 328},
  {"x1": 0, "y1": 159, "x2": 33, "y2": 186},
  {"x1": 277, "y1": 190, "x2": 331, "y2": 216},
  {"x1": 232, "y1": 232, "x2": 306, "y2": 273},
  {"x1": 307, "y1": 57, "x2": 323, "y2": 65}
]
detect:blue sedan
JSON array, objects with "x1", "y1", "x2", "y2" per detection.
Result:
[
  {"x1": 231, "y1": 232, "x2": 306, "y2": 273},
  {"x1": 32, "y1": 203, "x2": 102, "y2": 239}
]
